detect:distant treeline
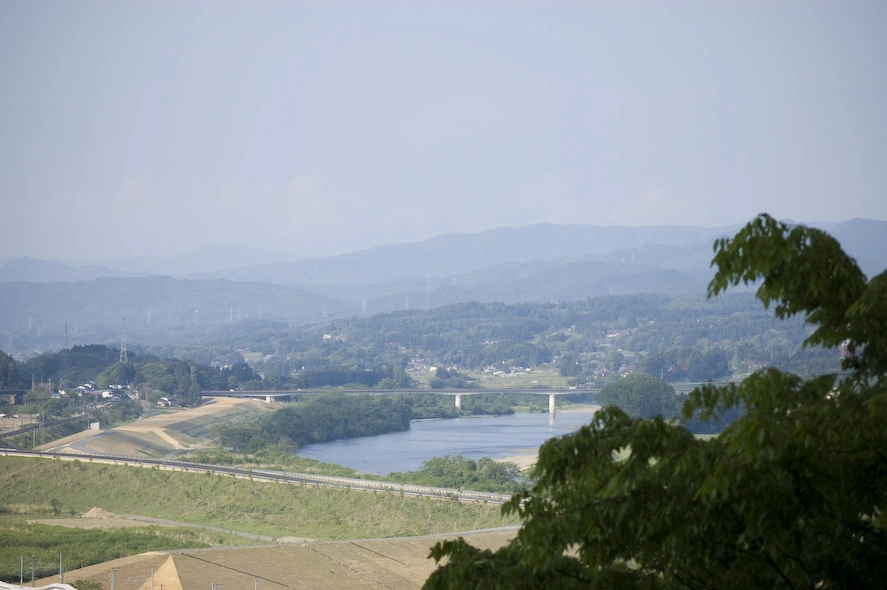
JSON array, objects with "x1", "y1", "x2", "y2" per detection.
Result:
[
  {"x1": 387, "y1": 455, "x2": 527, "y2": 493},
  {"x1": 243, "y1": 293, "x2": 839, "y2": 385}
]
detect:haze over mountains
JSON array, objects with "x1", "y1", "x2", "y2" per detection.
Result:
[{"x1": 1, "y1": 219, "x2": 885, "y2": 356}]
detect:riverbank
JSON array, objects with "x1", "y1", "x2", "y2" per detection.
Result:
[
  {"x1": 300, "y1": 406, "x2": 602, "y2": 476},
  {"x1": 493, "y1": 404, "x2": 600, "y2": 471},
  {"x1": 495, "y1": 450, "x2": 538, "y2": 471}
]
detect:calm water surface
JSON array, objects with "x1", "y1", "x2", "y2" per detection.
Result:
[{"x1": 297, "y1": 409, "x2": 599, "y2": 475}]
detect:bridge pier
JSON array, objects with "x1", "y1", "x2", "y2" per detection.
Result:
[
  {"x1": 549, "y1": 393, "x2": 556, "y2": 417},
  {"x1": 266, "y1": 395, "x2": 273, "y2": 404},
  {"x1": 455, "y1": 394, "x2": 462, "y2": 410}
]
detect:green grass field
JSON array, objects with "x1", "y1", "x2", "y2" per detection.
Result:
[
  {"x1": 465, "y1": 368, "x2": 572, "y2": 389},
  {"x1": 0, "y1": 456, "x2": 517, "y2": 541}
]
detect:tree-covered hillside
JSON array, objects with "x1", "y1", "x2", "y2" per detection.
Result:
[
  {"x1": 4, "y1": 288, "x2": 841, "y2": 407},
  {"x1": 236, "y1": 292, "x2": 838, "y2": 388}
]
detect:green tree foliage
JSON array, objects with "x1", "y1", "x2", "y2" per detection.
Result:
[
  {"x1": 597, "y1": 372, "x2": 680, "y2": 419},
  {"x1": 93, "y1": 400, "x2": 140, "y2": 426},
  {"x1": 424, "y1": 214, "x2": 887, "y2": 589},
  {"x1": 95, "y1": 361, "x2": 136, "y2": 388},
  {"x1": 428, "y1": 367, "x2": 474, "y2": 389},
  {"x1": 215, "y1": 394, "x2": 413, "y2": 451},
  {"x1": 303, "y1": 364, "x2": 405, "y2": 388},
  {"x1": 17, "y1": 344, "x2": 120, "y2": 388},
  {"x1": 458, "y1": 394, "x2": 516, "y2": 415},
  {"x1": 637, "y1": 347, "x2": 731, "y2": 382},
  {"x1": 558, "y1": 352, "x2": 583, "y2": 377},
  {"x1": 604, "y1": 350, "x2": 624, "y2": 372},
  {"x1": 387, "y1": 455, "x2": 526, "y2": 493},
  {"x1": 38, "y1": 396, "x2": 69, "y2": 419},
  {"x1": 0, "y1": 349, "x2": 18, "y2": 388}
]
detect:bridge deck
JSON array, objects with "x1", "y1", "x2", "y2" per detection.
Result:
[{"x1": 203, "y1": 388, "x2": 594, "y2": 398}]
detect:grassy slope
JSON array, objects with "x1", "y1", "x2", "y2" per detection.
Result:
[{"x1": 0, "y1": 457, "x2": 517, "y2": 540}]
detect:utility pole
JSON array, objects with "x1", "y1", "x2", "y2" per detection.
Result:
[
  {"x1": 120, "y1": 319, "x2": 127, "y2": 364},
  {"x1": 61, "y1": 324, "x2": 69, "y2": 388},
  {"x1": 59, "y1": 553, "x2": 64, "y2": 584}
]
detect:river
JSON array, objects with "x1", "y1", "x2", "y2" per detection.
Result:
[{"x1": 297, "y1": 407, "x2": 599, "y2": 476}]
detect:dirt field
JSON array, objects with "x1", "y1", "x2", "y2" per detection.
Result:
[
  {"x1": 39, "y1": 528, "x2": 518, "y2": 590},
  {"x1": 38, "y1": 397, "x2": 270, "y2": 457}
]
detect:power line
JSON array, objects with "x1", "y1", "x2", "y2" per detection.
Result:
[{"x1": 119, "y1": 319, "x2": 127, "y2": 364}]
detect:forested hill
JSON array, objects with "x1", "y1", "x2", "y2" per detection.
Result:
[
  {"x1": 4, "y1": 292, "x2": 839, "y2": 407},
  {"x1": 238, "y1": 292, "x2": 837, "y2": 385}
]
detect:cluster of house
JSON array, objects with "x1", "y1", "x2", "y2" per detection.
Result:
[
  {"x1": 56, "y1": 382, "x2": 134, "y2": 405},
  {"x1": 482, "y1": 365, "x2": 534, "y2": 377}
]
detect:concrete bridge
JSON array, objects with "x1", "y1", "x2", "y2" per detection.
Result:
[{"x1": 202, "y1": 388, "x2": 597, "y2": 416}]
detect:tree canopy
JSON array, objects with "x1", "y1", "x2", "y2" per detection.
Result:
[
  {"x1": 597, "y1": 372, "x2": 680, "y2": 419},
  {"x1": 424, "y1": 214, "x2": 887, "y2": 589},
  {"x1": 0, "y1": 350, "x2": 17, "y2": 389},
  {"x1": 387, "y1": 455, "x2": 526, "y2": 494}
]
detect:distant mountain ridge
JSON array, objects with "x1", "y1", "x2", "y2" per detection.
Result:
[
  {"x1": 1, "y1": 219, "x2": 884, "y2": 356},
  {"x1": 4, "y1": 219, "x2": 881, "y2": 285},
  {"x1": 195, "y1": 222, "x2": 743, "y2": 286},
  {"x1": 0, "y1": 257, "x2": 143, "y2": 283},
  {"x1": 71, "y1": 244, "x2": 303, "y2": 277}
]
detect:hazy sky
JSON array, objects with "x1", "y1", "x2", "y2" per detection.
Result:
[{"x1": 1, "y1": 1, "x2": 885, "y2": 260}]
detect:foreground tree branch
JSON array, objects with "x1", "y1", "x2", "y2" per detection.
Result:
[{"x1": 424, "y1": 214, "x2": 887, "y2": 589}]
